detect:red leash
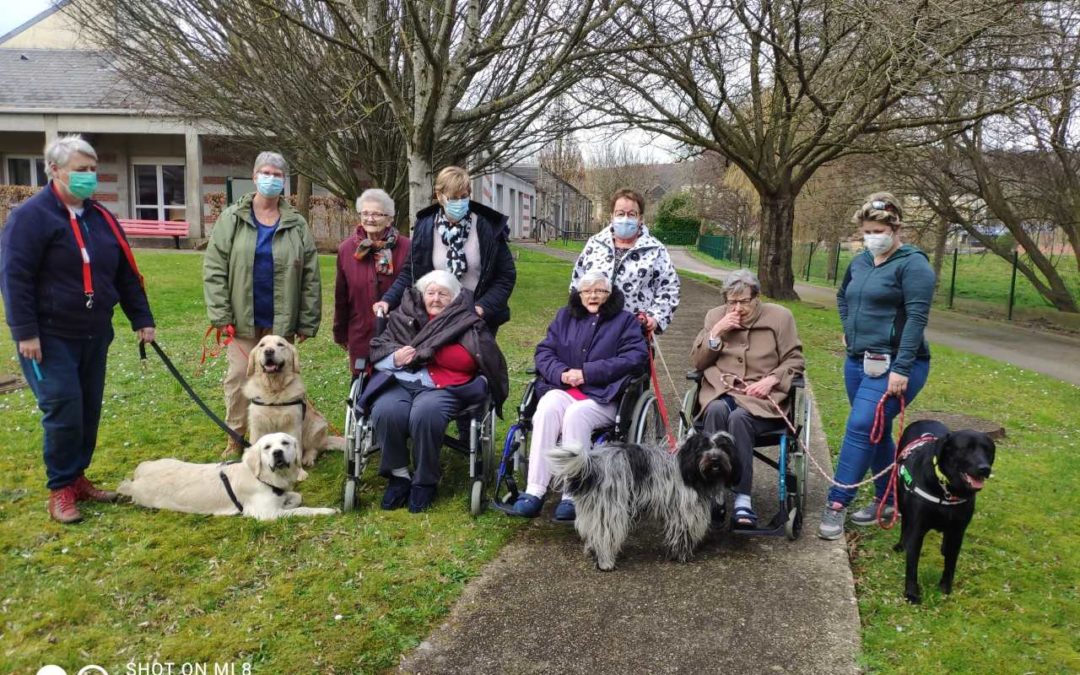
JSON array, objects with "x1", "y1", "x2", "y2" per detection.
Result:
[
  {"x1": 641, "y1": 316, "x2": 677, "y2": 453},
  {"x1": 870, "y1": 393, "x2": 906, "y2": 529},
  {"x1": 198, "y1": 324, "x2": 246, "y2": 373}
]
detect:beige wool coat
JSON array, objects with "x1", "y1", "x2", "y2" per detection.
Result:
[{"x1": 689, "y1": 302, "x2": 805, "y2": 419}]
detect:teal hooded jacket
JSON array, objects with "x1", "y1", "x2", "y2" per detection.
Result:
[{"x1": 837, "y1": 244, "x2": 935, "y2": 376}]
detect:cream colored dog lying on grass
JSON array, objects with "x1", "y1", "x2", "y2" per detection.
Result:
[
  {"x1": 118, "y1": 432, "x2": 338, "y2": 520},
  {"x1": 244, "y1": 335, "x2": 345, "y2": 467}
]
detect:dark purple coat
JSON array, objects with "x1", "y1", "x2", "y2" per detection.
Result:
[{"x1": 534, "y1": 288, "x2": 649, "y2": 405}]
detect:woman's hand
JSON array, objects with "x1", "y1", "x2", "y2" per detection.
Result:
[
  {"x1": 17, "y1": 338, "x2": 41, "y2": 363},
  {"x1": 296, "y1": 334, "x2": 308, "y2": 344},
  {"x1": 475, "y1": 305, "x2": 485, "y2": 317},
  {"x1": 637, "y1": 314, "x2": 657, "y2": 331},
  {"x1": 393, "y1": 346, "x2": 417, "y2": 367},
  {"x1": 561, "y1": 368, "x2": 585, "y2": 387},
  {"x1": 710, "y1": 310, "x2": 743, "y2": 339},
  {"x1": 137, "y1": 327, "x2": 156, "y2": 343},
  {"x1": 372, "y1": 301, "x2": 389, "y2": 315},
  {"x1": 744, "y1": 374, "x2": 779, "y2": 399},
  {"x1": 887, "y1": 372, "x2": 908, "y2": 397}
]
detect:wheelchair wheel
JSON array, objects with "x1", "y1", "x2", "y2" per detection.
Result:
[
  {"x1": 342, "y1": 477, "x2": 359, "y2": 513},
  {"x1": 630, "y1": 392, "x2": 667, "y2": 446},
  {"x1": 677, "y1": 388, "x2": 697, "y2": 441},
  {"x1": 470, "y1": 479, "x2": 484, "y2": 516}
]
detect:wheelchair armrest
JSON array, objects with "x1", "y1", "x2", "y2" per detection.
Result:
[
  {"x1": 790, "y1": 373, "x2": 805, "y2": 389},
  {"x1": 526, "y1": 366, "x2": 538, "y2": 375},
  {"x1": 685, "y1": 370, "x2": 703, "y2": 382},
  {"x1": 354, "y1": 357, "x2": 367, "y2": 371}
]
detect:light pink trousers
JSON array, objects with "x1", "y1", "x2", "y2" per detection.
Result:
[{"x1": 526, "y1": 389, "x2": 616, "y2": 498}]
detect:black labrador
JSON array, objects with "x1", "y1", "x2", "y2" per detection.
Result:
[{"x1": 893, "y1": 419, "x2": 996, "y2": 604}]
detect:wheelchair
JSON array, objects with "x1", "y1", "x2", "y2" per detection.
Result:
[
  {"x1": 678, "y1": 372, "x2": 812, "y2": 540},
  {"x1": 341, "y1": 356, "x2": 498, "y2": 516},
  {"x1": 492, "y1": 365, "x2": 666, "y2": 506}
]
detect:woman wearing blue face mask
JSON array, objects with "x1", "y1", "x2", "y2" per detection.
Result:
[
  {"x1": 818, "y1": 192, "x2": 935, "y2": 541},
  {"x1": 571, "y1": 189, "x2": 680, "y2": 332},
  {"x1": 1, "y1": 134, "x2": 155, "y2": 523},
  {"x1": 203, "y1": 151, "x2": 324, "y2": 457},
  {"x1": 375, "y1": 165, "x2": 517, "y2": 333}
]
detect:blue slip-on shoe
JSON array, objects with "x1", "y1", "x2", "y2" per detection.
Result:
[
  {"x1": 508, "y1": 493, "x2": 544, "y2": 518},
  {"x1": 381, "y1": 476, "x2": 411, "y2": 510},
  {"x1": 553, "y1": 498, "x2": 576, "y2": 522},
  {"x1": 408, "y1": 484, "x2": 438, "y2": 513}
]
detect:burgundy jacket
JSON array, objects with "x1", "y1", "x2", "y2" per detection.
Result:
[{"x1": 333, "y1": 230, "x2": 411, "y2": 370}]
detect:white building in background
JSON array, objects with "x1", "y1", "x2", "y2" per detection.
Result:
[{"x1": 473, "y1": 171, "x2": 536, "y2": 239}]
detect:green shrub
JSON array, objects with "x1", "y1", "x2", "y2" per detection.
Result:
[{"x1": 652, "y1": 192, "x2": 701, "y2": 245}]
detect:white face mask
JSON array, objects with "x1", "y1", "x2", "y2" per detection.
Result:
[{"x1": 863, "y1": 232, "x2": 894, "y2": 256}]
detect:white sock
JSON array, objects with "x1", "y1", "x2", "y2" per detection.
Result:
[
  {"x1": 734, "y1": 493, "x2": 752, "y2": 511},
  {"x1": 525, "y1": 484, "x2": 547, "y2": 499},
  {"x1": 561, "y1": 493, "x2": 574, "y2": 503},
  {"x1": 391, "y1": 467, "x2": 410, "y2": 479}
]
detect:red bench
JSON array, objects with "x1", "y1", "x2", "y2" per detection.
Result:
[{"x1": 118, "y1": 219, "x2": 190, "y2": 248}]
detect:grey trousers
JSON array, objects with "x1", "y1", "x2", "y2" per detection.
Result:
[
  {"x1": 371, "y1": 379, "x2": 463, "y2": 486},
  {"x1": 702, "y1": 396, "x2": 784, "y2": 496}
]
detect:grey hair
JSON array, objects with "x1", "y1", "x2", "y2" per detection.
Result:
[
  {"x1": 253, "y1": 151, "x2": 288, "y2": 175},
  {"x1": 723, "y1": 268, "x2": 761, "y2": 299},
  {"x1": 355, "y1": 188, "x2": 396, "y2": 216},
  {"x1": 415, "y1": 270, "x2": 462, "y2": 301},
  {"x1": 44, "y1": 134, "x2": 97, "y2": 178},
  {"x1": 574, "y1": 270, "x2": 612, "y2": 292}
]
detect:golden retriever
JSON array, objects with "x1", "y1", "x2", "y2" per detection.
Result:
[
  {"x1": 243, "y1": 334, "x2": 344, "y2": 466},
  {"x1": 118, "y1": 433, "x2": 338, "y2": 520}
]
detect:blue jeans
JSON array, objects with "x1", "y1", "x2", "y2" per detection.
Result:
[
  {"x1": 18, "y1": 329, "x2": 113, "y2": 490},
  {"x1": 827, "y1": 356, "x2": 930, "y2": 507}
]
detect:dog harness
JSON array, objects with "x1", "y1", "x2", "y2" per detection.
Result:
[
  {"x1": 249, "y1": 397, "x2": 307, "y2": 420},
  {"x1": 898, "y1": 435, "x2": 968, "y2": 506},
  {"x1": 218, "y1": 461, "x2": 285, "y2": 514}
]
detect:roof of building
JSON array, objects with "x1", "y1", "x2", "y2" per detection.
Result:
[
  {"x1": 0, "y1": 48, "x2": 163, "y2": 113},
  {"x1": 0, "y1": 0, "x2": 73, "y2": 46},
  {"x1": 507, "y1": 164, "x2": 589, "y2": 200}
]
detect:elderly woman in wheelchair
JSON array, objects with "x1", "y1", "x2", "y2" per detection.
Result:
[
  {"x1": 361, "y1": 270, "x2": 508, "y2": 513},
  {"x1": 498, "y1": 270, "x2": 649, "y2": 521},
  {"x1": 689, "y1": 269, "x2": 805, "y2": 530}
]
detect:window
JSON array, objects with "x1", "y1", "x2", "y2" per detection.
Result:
[
  {"x1": 5, "y1": 156, "x2": 47, "y2": 187},
  {"x1": 133, "y1": 162, "x2": 186, "y2": 221}
]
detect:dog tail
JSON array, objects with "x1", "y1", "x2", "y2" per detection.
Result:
[{"x1": 546, "y1": 443, "x2": 591, "y2": 485}]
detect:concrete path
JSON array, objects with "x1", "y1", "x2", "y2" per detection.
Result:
[
  {"x1": 663, "y1": 246, "x2": 1080, "y2": 388},
  {"x1": 400, "y1": 250, "x2": 861, "y2": 674}
]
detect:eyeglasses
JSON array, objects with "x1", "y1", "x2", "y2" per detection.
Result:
[
  {"x1": 257, "y1": 171, "x2": 285, "y2": 179},
  {"x1": 612, "y1": 210, "x2": 640, "y2": 219},
  {"x1": 580, "y1": 289, "x2": 611, "y2": 297},
  {"x1": 726, "y1": 296, "x2": 757, "y2": 306},
  {"x1": 359, "y1": 211, "x2": 390, "y2": 220}
]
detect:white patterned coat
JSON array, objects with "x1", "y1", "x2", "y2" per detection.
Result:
[{"x1": 571, "y1": 226, "x2": 681, "y2": 332}]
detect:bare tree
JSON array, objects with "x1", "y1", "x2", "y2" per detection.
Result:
[
  {"x1": 585, "y1": 0, "x2": 1030, "y2": 298},
  {"x1": 76, "y1": 0, "x2": 625, "y2": 219},
  {"x1": 583, "y1": 142, "x2": 650, "y2": 220}
]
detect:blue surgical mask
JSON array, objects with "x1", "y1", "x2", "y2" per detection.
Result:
[
  {"x1": 256, "y1": 174, "x2": 285, "y2": 198},
  {"x1": 443, "y1": 198, "x2": 469, "y2": 222},
  {"x1": 612, "y1": 217, "x2": 639, "y2": 239}
]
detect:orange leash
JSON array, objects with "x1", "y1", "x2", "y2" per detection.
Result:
[
  {"x1": 641, "y1": 316, "x2": 677, "y2": 453},
  {"x1": 871, "y1": 393, "x2": 905, "y2": 529},
  {"x1": 197, "y1": 324, "x2": 246, "y2": 374}
]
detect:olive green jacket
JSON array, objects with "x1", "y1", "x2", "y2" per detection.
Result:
[{"x1": 203, "y1": 192, "x2": 321, "y2": 338}]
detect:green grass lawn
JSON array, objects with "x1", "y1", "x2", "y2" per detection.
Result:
[
  {"x1": 541, "y1": 239, "x2": 586, "y2": 253},
  {"x1": 0, "y1": 248, "x2": 571, "y2": 674},
  {"x1": 683, "y1": 269, "x2": 1080, "y2": 673},
  {"x1": 2, "y1": 250, "x2": 1077, "y2": 673}
]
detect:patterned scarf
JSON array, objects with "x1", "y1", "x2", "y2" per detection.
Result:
[
  {"x1": 435, "y1": 209, "x2": 471, "y2": 280},
  {"x1": 353, "y1": 225, "x2": 399, "y2": 276}
]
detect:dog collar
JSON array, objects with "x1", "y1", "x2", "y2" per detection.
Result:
[
  {"x1": 898, "y1": 435, "x2": 967, "y2": 506},
  {"x1": 250, "y1": 397, "x2": 308, "y2": 420},
  {"x1": 903, "y1": 480, "x2": 968, "y2": 506}
]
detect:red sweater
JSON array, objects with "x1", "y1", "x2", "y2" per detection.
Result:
[{"x1": 428, "y1": 343, "x2": 478, "y2": 387}]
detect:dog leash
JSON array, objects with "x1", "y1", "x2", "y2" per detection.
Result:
[
  {"x1": 140, "y1": 339, "x2": 250, "y2": 448},
  {"x1": 641, "y1": 317, "x2": 677, "y2": 453},
  {"x1": 197, "y1": 324, "x2": 247, "y2": 375}
]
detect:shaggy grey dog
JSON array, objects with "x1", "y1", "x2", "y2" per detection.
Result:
[{"x1": 548, "y1": 431, "x2": 738, "y2": 571}]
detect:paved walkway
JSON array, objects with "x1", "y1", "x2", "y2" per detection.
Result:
[
  {"x1": 400, "y1": 246, "x2": 861, "y2": 674},
  {"x1": 664, "y1": 247, "x2": 1080, "y2": 387}
]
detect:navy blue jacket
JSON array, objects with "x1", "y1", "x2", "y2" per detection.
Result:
[
  {"x1": 838, "y1": 244, "x2": 934, "y2": 376},
  {"x1": 1, "y1": 184, "x2": 154, "y2": 341},
  {"x1": 534, "y1": 288, "x2": 649, "y2": 405},
  {"x1": 382, "y1": 201, "x2": 517, "y2": 329}
]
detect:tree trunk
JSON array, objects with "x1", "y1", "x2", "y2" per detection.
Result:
[
  {"x1": 406, "y1": 152, "x2": 433, "y2": 236},
  {"x1": 756, "y1": 193, "x2": 799, "y2": 300},
  {"x1": 296, "y1": 174, "x2": 312, "y2": 223},
  {"x1": 930, "y1": 216, "x2": 950, "y2": 291},
  {"x1": 825, "y1": 239, "x2": 840, "y2": 283}
]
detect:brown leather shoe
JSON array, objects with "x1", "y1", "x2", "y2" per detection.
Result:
[
  {"x1": 48, "y1": 486, "x2": 83, "y2": 524},
  {"x1": 73, "y1": 474, "x2": 119, "y2": 503},
  {"x1": 221, "y1": 436, "x2": 245, "y2": 459}
]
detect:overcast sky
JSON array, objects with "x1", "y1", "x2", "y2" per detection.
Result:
[{"x1": 0, "y1": 0, "x2": 52, "y2": 36}]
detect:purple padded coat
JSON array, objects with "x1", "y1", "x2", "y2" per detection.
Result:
[{"x1": 534, "y1": 287, "x2": 649, "y2": 405}]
